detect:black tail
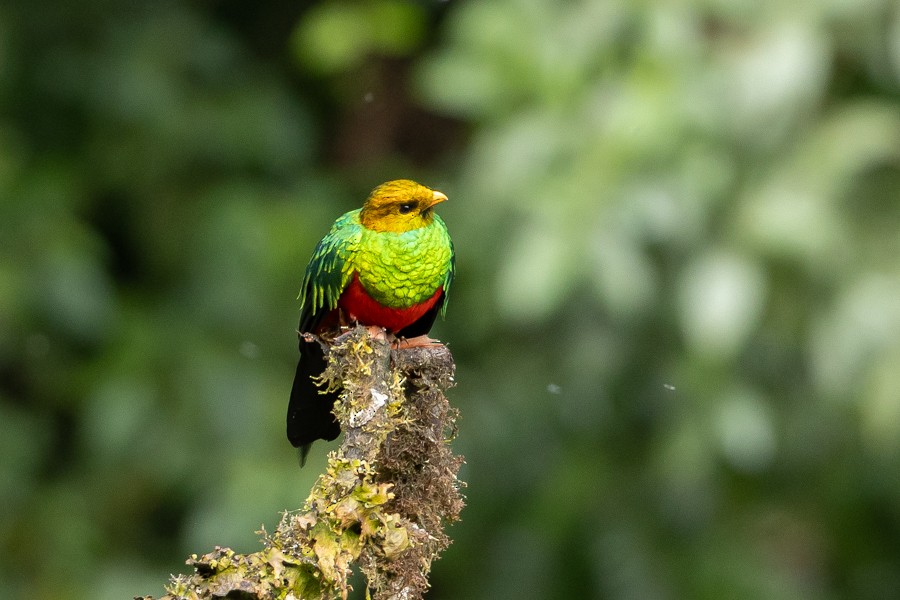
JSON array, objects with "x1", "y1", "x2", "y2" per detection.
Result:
[{"x1": 287, "y1": 339, "x2": 341, "y2": 464}]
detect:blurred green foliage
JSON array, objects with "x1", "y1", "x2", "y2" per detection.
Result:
[{"x1": 1, "y1": 0, "x2": 899, "y2": 599}]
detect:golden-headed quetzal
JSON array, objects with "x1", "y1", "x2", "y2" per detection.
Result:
[{"x1": 288, "y1": 180, "x2": 455, "y2": 462}]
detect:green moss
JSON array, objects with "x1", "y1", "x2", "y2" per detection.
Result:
[{"x1": 154, "y1": 328, "x2": 463, "y2": 599}]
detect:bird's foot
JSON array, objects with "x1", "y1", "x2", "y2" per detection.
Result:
[
  {"x1": 365, "y1": 325, "x2": 390, "y2": 341},
  {"x1": 393, "y1": 335, "x2": 442, "y2": 349},
  {"x1": 333, "y1": 325, "x2": 390, "y2": 345}
]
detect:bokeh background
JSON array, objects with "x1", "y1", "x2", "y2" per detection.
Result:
[{"x1": 2, "y1": 0, "x2": 900, "y2": 598}]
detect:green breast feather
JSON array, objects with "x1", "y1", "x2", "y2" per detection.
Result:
[{"x1": 298, "y1": 210, "x2": 454, "y2": 332}]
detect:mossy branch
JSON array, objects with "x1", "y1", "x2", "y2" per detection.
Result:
[{"x1": 140, "y1": 326, "x2": 464, "y2": 600}]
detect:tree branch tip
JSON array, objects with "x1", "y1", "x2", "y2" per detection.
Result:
[{"x1": 145, "y1": 324, "x2": 464, "y2": 599}]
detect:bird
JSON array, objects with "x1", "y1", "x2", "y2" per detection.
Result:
[{"x1": 287, "y1": 179, "x2": 455, "y2": 464}]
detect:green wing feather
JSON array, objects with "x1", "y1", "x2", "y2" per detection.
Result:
[
  {"x1": 436, "y1": 214, "x2": 455, "y2": 318},
  {"x1": 298, "y1": 210, "x2": 362, "y2": 333}
]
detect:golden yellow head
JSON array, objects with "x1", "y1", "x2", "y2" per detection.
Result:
[{"x1": 359, "y1": 179, "x2": 448, "y2": 233}]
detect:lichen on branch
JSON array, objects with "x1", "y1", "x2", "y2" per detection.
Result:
[{"x1": 141, "y1": 326, "x2": 464, "y2": 600}]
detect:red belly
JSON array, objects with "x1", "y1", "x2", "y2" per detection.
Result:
[{"x1": 338, "y1": 273, "x2": 442, "y2": 333}]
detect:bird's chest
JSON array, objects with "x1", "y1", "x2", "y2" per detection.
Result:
[{"x1": 352, "y1": 229, "x2": 448, "y2": 309}]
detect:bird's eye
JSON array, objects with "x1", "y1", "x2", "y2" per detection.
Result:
[{"x1": 398, "y1": 203, "x2": 414, "y2": 214}]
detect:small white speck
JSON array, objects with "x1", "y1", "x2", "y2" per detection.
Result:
[
  {"x1": 370, "y1": 389, "x2": 387, "y2": 408},
  {"x1": 239, "y1": 341, "x2": 259, "y2": 359},
  {"x1": 663, "y1": 383, "x2": 676, "y2": 391},
  {"x1": 547, "y1": 383, "x2": 562, "y2": 395},
  {"x1": 363, "y1": 92, "x2": 374, "y2": 103},
  {"x1": 350, "y1": 391, "x2": 386, "y2": 427}
]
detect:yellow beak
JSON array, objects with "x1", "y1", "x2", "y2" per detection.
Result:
[{"x1": 427, "y1": 190, "x2": 448, "y2": 208}]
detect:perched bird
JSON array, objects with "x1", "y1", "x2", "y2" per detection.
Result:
[{"x1": 288, "y1": 179, "x2": 455, "y2": 463}]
